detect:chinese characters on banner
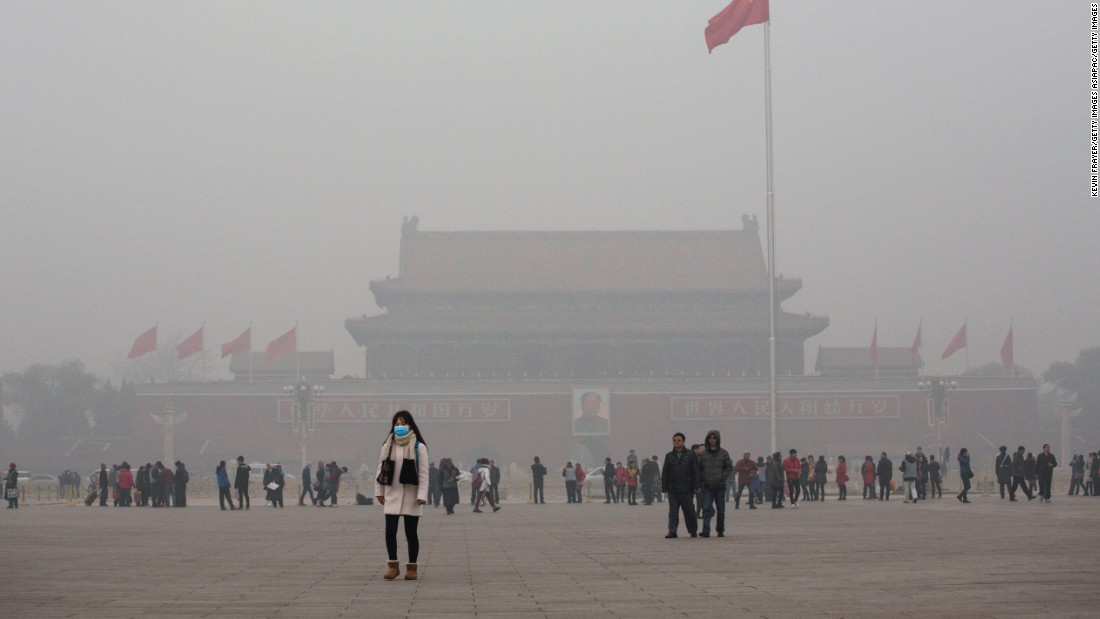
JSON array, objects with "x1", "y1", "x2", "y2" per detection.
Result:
[
  {"x1": 670, "y1": 394, "x2": 900, "y2": 421},
  {"x1": 277, "y1": 397, "x2": 511, "y2": 423}
]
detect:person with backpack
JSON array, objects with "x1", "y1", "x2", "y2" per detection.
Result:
[{"x1": 472, "y1": 458, "x2": 500, "y2": 513}]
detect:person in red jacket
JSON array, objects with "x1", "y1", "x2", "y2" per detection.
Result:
[
  {"x1": 835, "y1": 456, "x2": 848, "y2": 500},
  {"x1": 733, "y1": 452, "x2": 758, "y2": 509},
  {"x1": 116, "y1": 462, "x2": 134, "y2": 506},
  {"x1": 783, "y1": 449, "x2": 802, "y2": 507},
  {"x1": 861, "y1": 455, "x2": 877, "y2": 499}
]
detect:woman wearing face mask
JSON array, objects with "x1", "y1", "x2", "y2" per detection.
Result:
[{"x1": 375, "y1": 410, "x2": 429, "y2": 581}]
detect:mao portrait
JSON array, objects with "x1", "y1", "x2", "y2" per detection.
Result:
[{"x1": 572, "y1": 388, "x2": 610, "y2": 436}]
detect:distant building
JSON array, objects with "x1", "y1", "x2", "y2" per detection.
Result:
[
  {"x1": 228, "y1": 352, "x2": 334, "y2": 381},
  {"x1": 345, "y1": 215, "x2": 829, "y2": 379}
]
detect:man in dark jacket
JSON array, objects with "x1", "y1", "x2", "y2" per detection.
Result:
[
  {"x1": 662, "y1": 432, "x2": 700, "y2": 538},
  {"x1": 174, "y1": 461, "x2": 189, "y2": 507},
  {"x1": 995, "y1": 446, "x2": 1013, "y2": 499},
  {"x1": 530, "y1": 457, "x2": 547, "y2": 504},
  {"x1": 234, "y1": 456, "x2": 251, "y2": 510},
  {"x1": 300, "y1": 462, "x2": 315, "y2": 506},
  {"x1": 877, "y1": 452, "x2": 893, "y2": 501},
  {"x1": 98, "y1": 464, "x2": 109, "y2": 506},
  {"x1": 428, "y1": 461, "x2": 441, "y2": 507},
  {"x1": 814, "y1": 456, "x2": 828, "y2": 501},
  {"x1": 640, "y1": 456, "x2": 659, "y2": 505},
  {"x1": 489, "y1": 460, "x2": 501, "y2": 505},
  {"x1": 603, "y1": 458, "x2": 617, "y2": 504},
  {"x1": 1036, "y1": 443, "x2": 1057, "y2": 502},
  {"x1": 697, "y1": 430, "x2": 733, "y2": 538},
  {"x1": 766, "y1": 453, "x2": 785, "y2": 508},
  {"x1": 1010, "y1": 446, "x2": 1035, "y2": 501}
]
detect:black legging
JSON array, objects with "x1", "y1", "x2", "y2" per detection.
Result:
[
  {"x1": 627, "y1": 486, "x2": 637, "y2": 504},
  {"x1": 385, "y1": 514, "x2": 420, "y2": 562},
  {"x1": 958, "y1": 475, "x2": 971, "y2": 501}
]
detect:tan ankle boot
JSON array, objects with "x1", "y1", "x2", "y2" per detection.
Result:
[
  {"x1": 404, "y1": 563, "x2": 418, "y2": 580},
  {"x1": 383, "y1": 560, "x2": 400, "y2": 580}
]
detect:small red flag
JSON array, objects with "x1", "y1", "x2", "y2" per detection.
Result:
[
  {"x1": 266, "y1": 327, "x2": 296, "y2": 361},
  {"x1": 705, "y1": 0, "x2": 769, "y2": 53},
  {"x1": 910, "y1": 324, "x2": 922, "y2": 361},
  {"x1": 941, "y1": 324, "x2": 967, "y2": 360},
  {"x1": 870, "y1": 324, "x2": 878, "y2": 367},
  {"x1": 127, "y1": 325, "x2": 157, "y2": 359},
  {"x1": 220, "y1": 327, "x2": 252, "y2": 359},
  {"x1": 1000, "y1": 327, "x2": 1014, "y2": 369},
  {"x1": 176, "y1": 325, "x2": 204, "y2": 361}
]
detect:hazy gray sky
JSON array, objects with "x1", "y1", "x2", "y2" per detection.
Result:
[{"x1": 1, "y1": 2, "x2": 1093, "y2": 380}]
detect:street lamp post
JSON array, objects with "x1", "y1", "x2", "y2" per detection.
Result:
[
  {"x1": 284, "y1": 382, "x2": 323, "y2": 469},
  {"x1": 918, "y1": 378, "x2": 957, "y2": 450}
]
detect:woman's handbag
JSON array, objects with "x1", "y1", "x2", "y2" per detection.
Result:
[
  {"x1": 5, "y1": 486, "x2": 18, "y2": 500},
  {"x1": 399, "y1": 441, "x2": 420, "y2": 486},
  {"x1": 375, "y1": 442, "x2": 395, "y2": 486}
]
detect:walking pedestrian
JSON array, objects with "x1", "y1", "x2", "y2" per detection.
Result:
[
  {"x1": 300, "y1": 461, "x2": 315, "y2": 506},
  {"x1": 439, "y1": 458, "x2": 460, "y2": 515},
  {"x1": 733, "y1": 451, "x2": 758, "y2": 509},
  {"x1": 696, "y1": 429, "x2": 732, "y2": 538},
  {"x1": 216, "y1": 461, "x2": 234, "y2": 510},
  {"x1": 956, "y1": 448, "x2": 973, "y2": 503},
  {"x1": 927, "y1": 455, "x2": 942, "y2": 499},
  {"x1": 1010, "y1": 446, "x2": 1035, "y2": 501},
  {"x1": 766, "y1": 453, "x2": 785, "y2": 509},
  {"x1": 662, "y1": 432, "x2": 700, "y2": 538}
]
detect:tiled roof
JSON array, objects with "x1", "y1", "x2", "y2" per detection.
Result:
[{"x1": 375, "y1": 219, "x2": 780, "y2": 294}]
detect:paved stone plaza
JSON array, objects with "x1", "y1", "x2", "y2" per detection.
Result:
[{"x1": 1, "y1": 490, "x2": 1097, "y2": 618}]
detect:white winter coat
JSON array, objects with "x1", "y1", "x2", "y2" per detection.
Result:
[{"x1": 374, "y1": 439, "x2": 430, "y2": 516}]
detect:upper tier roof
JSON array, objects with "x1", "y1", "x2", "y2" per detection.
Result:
[{"x1": 370, "y1": 215, "x2": 801, "y2": 297}]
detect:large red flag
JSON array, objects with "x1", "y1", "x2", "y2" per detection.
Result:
[
  {"x1": 176, "y1": 325, "x2": 203, "y2": 360},
  {"x1": 266, "y1": 327, "x2": 296, "y2": 361},
  {"x1": 910, "y1": 323, "x2": 922, "y2": 361},
  {"x1": 941, "y1": 324, "x2": 967, "y2": 360},
  {"x1": 1000, "y1": 327, "x2": 1014, "y2": 368},
  {"x1": 127, "y1": 325, "x2": 157, "y2": 359},
  {"x1": 870, "y1": 324, "x2": 878, "y2": 367},
  {"x1": 220, "y1": 327, "x2": 251, "y2": 359},
  {"x1": 705, "y1": 0, "x2": 769, "y2": 53}
]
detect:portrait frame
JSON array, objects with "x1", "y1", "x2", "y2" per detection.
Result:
[{"x1": 571, "y1": 388, "x2": 610, "y2": 436}]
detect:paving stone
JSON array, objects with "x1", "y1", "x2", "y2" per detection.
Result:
[{"x1": 1, "y1": 495, "x2": 1098, "y2": 616}]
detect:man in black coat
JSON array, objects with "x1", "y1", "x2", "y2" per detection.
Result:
[
  {"x1": 995, "y1": 446, "x2": 1013, "y2": 499},
  {"x1": 877, "y1": 453, "x2": 893, "y2": 501},
  {"x1": 1010, "y1": 446, "x2": 1035, "y2": 501},
  {"x1": 530, "y1": 457, "x2": 547, "y2": 504},
  {"x1": 603, "y1": 458, "x2": 617, "y2": 504},
  {"x1": 661, "y1": 432, "x2": 700, "y2": 539},
  {"x1": 640, "y1": 456, "x2": 659, "y2": 505},
  {"x1": 234, "y1": 456, "x2": 251, "y2": 510},
  {"x1": 98, "y1": 464, "x2": 109, "y2": 506},
  {"x1": 1035, "y1": 443, "x2": 1058, "y2": 502}
]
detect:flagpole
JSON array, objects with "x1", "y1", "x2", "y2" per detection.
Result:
[
  {"x1": 764, "y1": 16, "x2": 778, "y2": 455},
  {"x1": 873, "y1": 318, "x2": 878, "y2": 380},
  {"x1": 1010, "y1": 317, "x2": 1015, "y2": 379},
  {"x1": 965, "y1": 317, "x2": 970, "y2": 372}
]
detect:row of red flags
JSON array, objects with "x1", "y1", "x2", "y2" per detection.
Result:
[
  {"x1": 126, "y1": 325, "x2": 296, "y2": 362},
  {"x1": 870, "y1": 323, "x2": 1015, "y2": 368}
]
